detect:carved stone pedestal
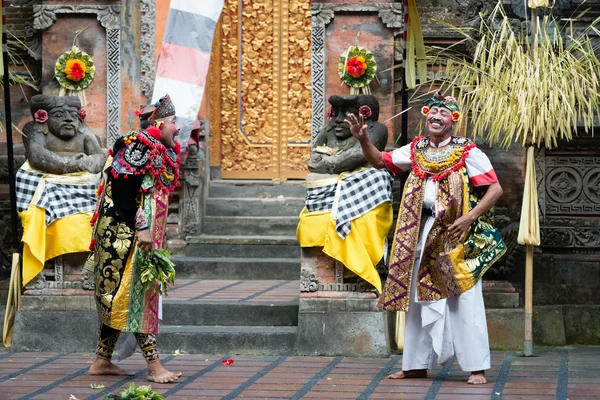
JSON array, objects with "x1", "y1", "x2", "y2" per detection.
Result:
[
  {"x1": 24, "y1": 252, "x2": 94, "y2": 294},
  {"x1": 297, "y1": 248, "x2": 391, "y2": 357}
]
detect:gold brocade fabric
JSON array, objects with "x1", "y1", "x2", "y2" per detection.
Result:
[
  {"x1": 378, "y1": 140, "x2": 506, "y2": 312},
  {"x1": 87, "y1": 180, "x2": 167, "y2": 334}
]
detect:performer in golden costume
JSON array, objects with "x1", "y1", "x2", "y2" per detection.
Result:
[
  {"x1": 347, "y1": 92, "x2": 506, "y2": 385},
  {"x1": 87, "y1": 95, "x2": 182, "y2": 383}
]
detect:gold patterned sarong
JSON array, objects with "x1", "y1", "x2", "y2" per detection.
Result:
[
  {"x1": 378, "y1": 139, "x2": 506, "y2": 312},
  {"x1": 86, "y1": 181, "x2": 169, "y2": 334}
]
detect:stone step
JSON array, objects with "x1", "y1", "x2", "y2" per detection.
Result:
[
  {"x1": 483, "y1": 292, "x2": 519, "y2": 308},
  {"x1": 173, "y1": 257, "x2": 299, "y2": 280},
  {"x1": 157, "y1": 325, "x2": 298, "y2": 356},
  {"x1": 209, "y1": 180, "x2": 306, "y2": 199},
  {"x1": 202, "y1": 216, "x2": 299, "y2": 236},
  {"x1": 185, "y1": 235, "x2": 300, "y2": 258},
  {"x1": 162, "y1": 301, "x2": 298, "y2": 327},
  {"x1": 205, "y1": 197, "x2": 304, "y2": 217}
]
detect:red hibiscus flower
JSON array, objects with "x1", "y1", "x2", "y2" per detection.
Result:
[
  {"x1": 80, "y1": 108, "x2": 87, "y2": 121},
  {"x1": 346, "y1": 56, "x2": 367, "y2": 78}
]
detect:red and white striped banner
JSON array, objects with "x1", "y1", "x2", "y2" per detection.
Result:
[{"x1": 152, "y1": 0, "x2": 224, "y2": 150}]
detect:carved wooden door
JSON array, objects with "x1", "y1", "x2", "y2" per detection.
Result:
[{"x1": 209, "y1": 0, "x2": 312, "y2": 179}]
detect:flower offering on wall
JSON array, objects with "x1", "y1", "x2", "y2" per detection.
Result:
[
  {"x1": 338, "y1": 46, "x2": 377, "y2": 94},
  {"x1": 54, "y1": 46, "x2": 95, "y2": 105}
]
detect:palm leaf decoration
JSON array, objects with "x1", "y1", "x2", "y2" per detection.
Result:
[{"x1": 434, "y1": 2, "x2": 600, "y2": 150}]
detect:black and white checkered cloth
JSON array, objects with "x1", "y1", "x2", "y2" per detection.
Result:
[
  {"x1": 16, "y1": 167, "x2": 99, "y2": 225},
  {"x1": 305, "y1": 168, "x2": 393, "y2": 239}
]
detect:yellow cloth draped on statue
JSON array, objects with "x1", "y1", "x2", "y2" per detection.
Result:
[
  {"x1": 296, "y1": 168, "x2": 394, "y2": 293},
  {"x1": 16, "y1": 162, "x2": 99, "y2": 285}
]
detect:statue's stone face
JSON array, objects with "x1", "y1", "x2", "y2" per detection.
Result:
[
  {"x1": 47, "y1": 105, "x2": 80, "y2": 139},
  {"x1": 327, "y1": 104, "x2": 358, "y2": 140}
]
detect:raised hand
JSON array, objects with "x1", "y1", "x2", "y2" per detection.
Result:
[{"x1": 344, "y1": 113, "x2": 368, "y2": 141}]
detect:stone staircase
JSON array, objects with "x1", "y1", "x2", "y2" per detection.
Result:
[{"x1": 165, "y1": 180, "x2": 306, "y2": 355}]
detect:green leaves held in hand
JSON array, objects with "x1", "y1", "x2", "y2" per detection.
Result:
[{"x1": 138, "y1": 249, "x2": 176, "y2": 296}]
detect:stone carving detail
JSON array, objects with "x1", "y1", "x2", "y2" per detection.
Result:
[
  {"x1": 82, "y1": 269, "x2": 95, "y2": 290},
  {"x1": 541, "y1": 219, "x2": 600, "y2": 249},
  {"x1": 25, "y1": 272, "x2": 46, "y2": 290},
  {"x1": 106, "y1": 28, "x2": 122, "y2": 147},
  {"x1": 300, "y1": 266, "x2": 318, "y2": 292},
  {"x1": 31, "y1": 4, "x2": 122, "y2": 147},
  {"x1": 140, "y1": 0, "x2": 156, "y2": 98},
  {"x1": 311, "y1": 23, "x2": 326, "y2": 141},
  {"x1": 311, "y1": 3, "x2": 404, "y2": 142},
  {"x1": 23, "y1": 94, "x2": 107, "y2": 174},
  {"x1": 309, "y1": 95, "x2": 388, "y2": 174},
  {"x1": 537, "y1": 139, "x2": 600, "y2": 251},
  {"x1": 180, "y1": 122, "x2": 208, "y2": 237},
  {"x1": 544, "y1": 157, "x2": 600, "y2": 215},
  {"x1": 33, "y1": 5, "x2": 120, "y2": 30}
]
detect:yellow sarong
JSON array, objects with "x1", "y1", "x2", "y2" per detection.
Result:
[
  {"x1": 20, "y1": 207, "x2": 92, "y2": 285},
  {"x1": 297, "y1": 202, "x2": 392, "y2": 293},
  {"x1": 17, "y1": 162, "x2": 98, "y2": 286}
]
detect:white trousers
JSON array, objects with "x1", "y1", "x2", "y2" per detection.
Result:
[{"x1": 401, "y1": 214, "x2": 491, "y2": 372}]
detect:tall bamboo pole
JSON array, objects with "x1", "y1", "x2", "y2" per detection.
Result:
[{"x1": 523, "y1": 7, "x2": 538, "y2": 357}]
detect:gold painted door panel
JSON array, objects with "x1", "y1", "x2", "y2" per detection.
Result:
[{"x1": 213, "y1": 0, "x2": 311, "y2": 179}]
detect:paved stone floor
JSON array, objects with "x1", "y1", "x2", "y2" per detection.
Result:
[{"x1": 0, "y1": 347, "x2": 598, "y2": 399}]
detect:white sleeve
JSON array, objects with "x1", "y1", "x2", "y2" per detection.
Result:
[
  {"x1": 382, "y1": 144, "x2": 412, "y2": 175},
  {"x1": 465, "y1": 147, "x2": 499, "y2": 186}
]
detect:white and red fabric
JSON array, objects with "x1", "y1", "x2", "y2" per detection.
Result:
[
  {"x1": 382, "y1": 136, "x2": 499, "y2": 187},
  {"x1": 152, "y1": 0, "x2": 225, "y2": 150}
]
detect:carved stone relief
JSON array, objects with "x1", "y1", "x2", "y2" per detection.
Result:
[
  {"x1": 180, "y1": 121, "x2": 209, "y2": 237},
  {"x1": 31, "y1": 4, "x2": 122, "y2": 146},
  {"x1": 537, "y1": 139, "x2": 600, "y2": 251},
  {"x1": 140, "y1": 0, "x2": 156, "y2": 99},
  {"x1": 311, "y1": 3, "x2": 404, "y2": 141},
  {"x1": 300, "y1": 266, "x2": 318, "y2": 292}
]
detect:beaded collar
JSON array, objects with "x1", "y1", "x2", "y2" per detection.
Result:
[
  {"x1": 110, "y1": 130, "x2": 181, "y2": 194},
  {"x1": 410, "y1": 136, "x2": 475, "y2": 181}
]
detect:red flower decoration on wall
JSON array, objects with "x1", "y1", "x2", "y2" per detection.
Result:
[
  {"x1": 346, "y1": 56, "x2": 367, "y2": 78},
  {"x1": 80, "y1": 108, "x2": 87, "y2": 121}
]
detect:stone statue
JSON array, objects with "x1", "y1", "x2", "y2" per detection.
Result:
[
  {"x1": 23, "y1": 94, "x2": 106, "y2": 174},
  {"x1": 309, "y1": 95, "x2": 388, "y2": 174}
]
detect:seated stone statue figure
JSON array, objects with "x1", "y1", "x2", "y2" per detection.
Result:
[
  {"x1": 23, "y1": 94, "x2": 106, "y2": 174},
  {"x1": 298, "y1": 94, "x2": 394, "y2": 296},
  {"x1": 309, "y1": 95, "x2": 388, "y2": 174},
  {"x1": 17, "y1": 94, "x2": 106, "y2": 288}
]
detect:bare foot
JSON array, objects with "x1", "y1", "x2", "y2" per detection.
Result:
[
  {"x1": 90, "y1": 357, "x2": 133, "y2": 376},
  {"x1": 388, "y1": 369, "x2": 428, "y2": 379},
  {"x1": 467, "y1": 370, "x2": 487, "y2": 385},
  {"x1": 147, "y1": 360, "x2": 182, "y2": 383}
]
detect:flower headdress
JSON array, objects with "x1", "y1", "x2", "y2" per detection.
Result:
[{"x1": 421, "y1": 92, "x2": 461, "y2": 122}]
